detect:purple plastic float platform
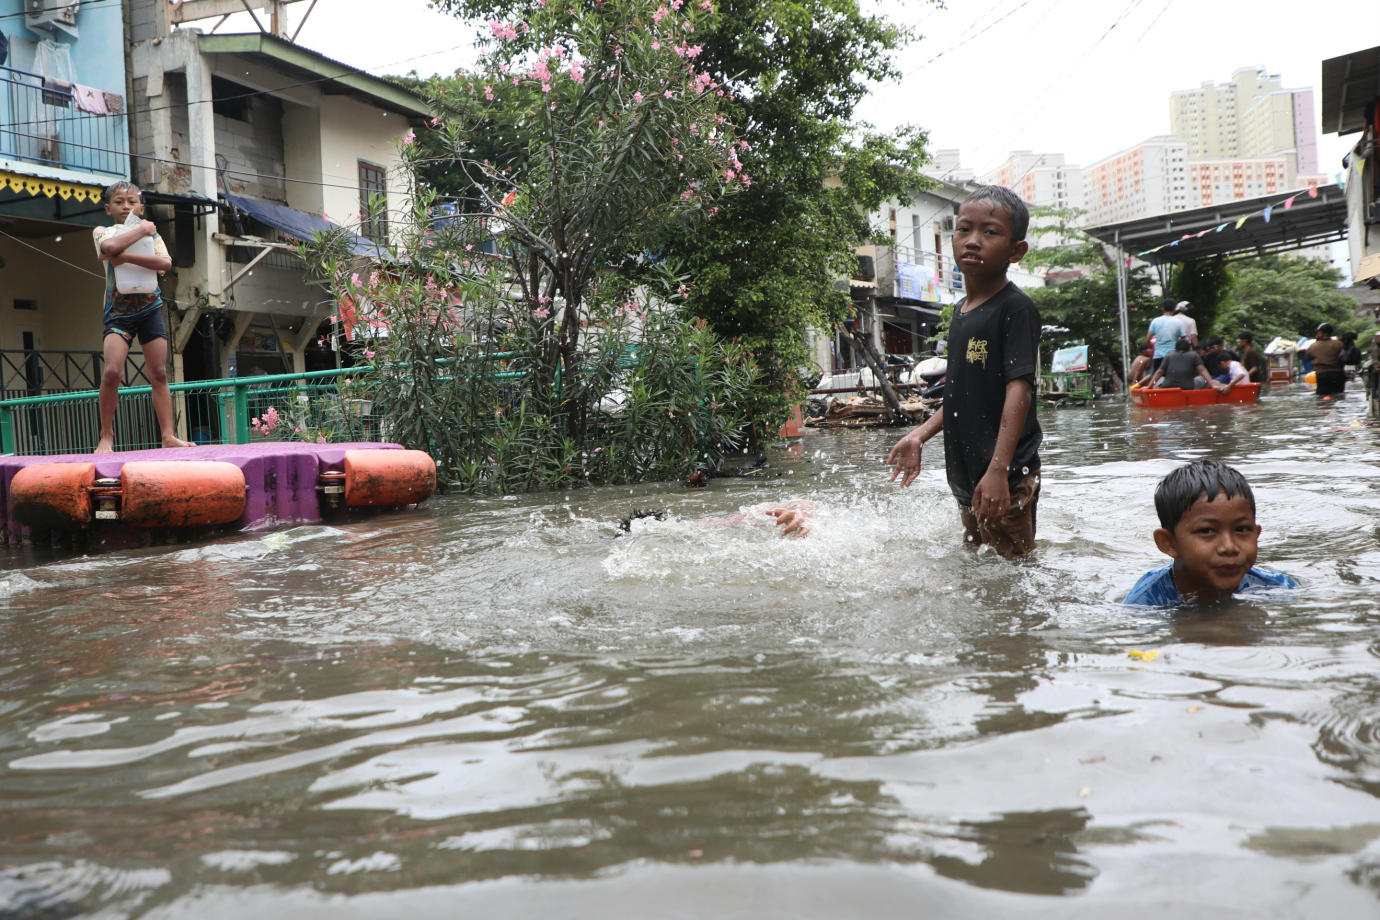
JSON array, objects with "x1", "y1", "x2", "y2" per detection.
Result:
[{"x1": 0, "y1": 441, "x2": 415, "y2": 547}]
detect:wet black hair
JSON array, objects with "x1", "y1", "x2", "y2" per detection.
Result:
[
  {"x1": 103, "y1": 180, "x2": 142, "y2": 203},
  {"x1": 1205, "y1": 335, "x2": 1224, "y2": 348},
  {"x1": 1174, "y1": 336, "x2": 1192, "y2": 352},
  {"x1": 617, "y1": 509, "x2": 665, "y2": 533},
  {"x1": 962, "y1": 185, "x2": 1029, "y2": 242},
  {"x1": 1160, "y1": 298, "x2": 1178, "y2": 313},
  {"x1": 1221, "y1": 350, "x2": 1239, "y2": 362},
  {"x1": 1138, "y1": 340, "x2": 1152, "y2": 352},
  {"x1": 1155, "y1": 460, "x2": 1256, "y2": 532},
  {"x1": 1236, "y1": 331, "x2": 1254, "y2": 343}
]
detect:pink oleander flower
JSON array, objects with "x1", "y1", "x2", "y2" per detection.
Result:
[
  {"x1": 317, "y1": 435, "x2": 327, "y2": 444},
  {"x1": 688, "y1": 45, "x2": 702, "y2": 58},
  {"x1": 485, "y1": 85, "x2": 494, "y2": 100},
  {"x1": 350, "y1": 272, "x2": 361, "y2": 285},
  {"x1": 633, "y1": 91, "x2": 644, "y2": 102},
  {"x1": 570, "y1": 61, "x2": 585, "y2": 84},
  {"x1": 542, "y1": 83, "x2": 551, "y2": 93},
  {"x1": 723, "y1": 169, "x2": 735, "y2": 180},
  {"x1": 535, "y1": 308, "x2": 550, "y2": 318},
  {"x1": 680, "y1": 189, "x2": 693, "y2": 199},
  {"x1": 465, "y1": 244, "x2": 474, "y2": 251},
  {"x1": 402, "y1": 129, "x2": 415, "y2": 145},
  {"x1": 652, "y1": 40, "x2": 660, "y2": 50},
  {"x1": 364, "y1": 349, "x2": 376, "y2": 359},
  {"x1": 652, "y1": 5, "x2": 668, "y2": 21},
  {"x1": 682, "y1": 20, "x2": 693, "y2": 31},
  {"x1": 664, "y1": 89, "x2": 674, "y2": 98},
  {"x1": 699, "y1": 0, "x2": 712, "y2": 9}
]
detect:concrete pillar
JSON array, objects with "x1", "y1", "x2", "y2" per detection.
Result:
[{"x1": 292, "y1": 315, "x2": 326, "y2": 373}]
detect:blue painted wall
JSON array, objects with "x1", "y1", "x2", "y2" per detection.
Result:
[{"x1": 1, "y1": 0, "x2": 127, "y2": 95}]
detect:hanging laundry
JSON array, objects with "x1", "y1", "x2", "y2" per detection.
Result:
[
  {"x1": 102, "y1": 92, "x2": 125, "y2": 114},
  {"x1": 41, "y1": 77, "x2": 73, "y2": 107},
  {"x1": 72, "y1": 84, "x2": 107, "y2": 114}
]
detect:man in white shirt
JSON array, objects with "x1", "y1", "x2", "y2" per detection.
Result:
[{"x1": 1175, "y1": 302, "x2": 1199, "y2": 347}]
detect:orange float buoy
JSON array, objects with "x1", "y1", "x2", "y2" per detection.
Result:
[
  {"x1": 343, "y1": 449, "x2": 436, "y2": 507},
  {"x1": 9, "y1": 462, "x2": 95, "y2": 529},
  {"x1": 121, "y1": 461, "x2": 247, "y2": 528}
]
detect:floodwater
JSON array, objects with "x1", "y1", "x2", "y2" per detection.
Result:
[{"x1": 2, "y1": 389, "x2": 1379, "y2": 918}]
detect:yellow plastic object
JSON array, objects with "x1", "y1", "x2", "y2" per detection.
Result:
[
  {"x1": 1126, "y1": 649, "x2": 1159, "y2": 661},
  {"x1": 1304, "y1": 371, "x2": 1316, "y2": 384}
]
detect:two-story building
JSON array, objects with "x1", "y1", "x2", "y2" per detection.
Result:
[
  {"x1": 124, "y1": 0, "x2": 429, "y2": 389},
  {"x1": 0, "y1": 0, "x2": 136, "y2": 395}
]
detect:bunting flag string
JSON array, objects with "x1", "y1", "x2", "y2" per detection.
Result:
[
  {"x1": 0, "y1": 170, "x2": 103, "y2": 203},
  {"x1": 1135, "y1": 185, "x2": 1325, "y2": 259}
]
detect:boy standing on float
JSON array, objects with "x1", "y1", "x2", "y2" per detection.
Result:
[
  {"x1": 92, "y1": 181, "x2": 191, "y2": 453},
  {"x1": 886, "y1": 185, "x2": 1042, "y2": 556}
]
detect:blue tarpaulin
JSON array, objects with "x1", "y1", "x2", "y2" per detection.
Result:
[{"x1": 223, "y1": 193, "x2": 385, "y2": 258}]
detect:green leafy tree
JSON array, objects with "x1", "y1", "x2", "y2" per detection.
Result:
[
  {"x1": 1168, "y1": 258, "x2": 1231, "y2": 338},
  {"x1": 412, "y1": 0, "x2": 743, "y2": 392},
  {"x1": 423, "y1": 0, "x2": 932, "y2": 436},
  {"x1": 1023, "y1": 205, "x2": 1156, "y2": 381},
  {"x1": 1215, "y1": 256, "x2": 1368, "y2": 344}
]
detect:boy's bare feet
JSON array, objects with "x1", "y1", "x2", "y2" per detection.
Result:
[
  {"x1": 94, "y1": 434, "x2": 115, "y2": 454},
  {"x1": 161, "y1": 434, "x2": 195, "y2": 449}
]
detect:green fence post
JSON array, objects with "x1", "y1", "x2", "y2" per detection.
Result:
[
  {"x1": 0, "y1": 405, "x2": 13, "y2": 455},
  {"x1": 233, "y1": 383, "x2": 249, "y2": 445}
]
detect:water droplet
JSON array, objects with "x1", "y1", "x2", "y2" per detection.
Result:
[{"x1": 1021, "y1": 466, "x2": 1029, "y2": 475}]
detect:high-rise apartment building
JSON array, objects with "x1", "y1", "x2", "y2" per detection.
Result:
[
  {"x1": 1084, "y1": 136, "x2": 1189, "y2": 226},
  {"x1": 980, "y1": 151, "x2": 1085, "y2": 211},
  {"x1": 1169, "y1": 67, "x2": 1318, "y2": 173}
]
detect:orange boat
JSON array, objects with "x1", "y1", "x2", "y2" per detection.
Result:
[{"x1": 1131, "y1": 383, "x2": 1262, "y2": 408}]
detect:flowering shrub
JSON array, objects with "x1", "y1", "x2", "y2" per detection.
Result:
[{"x1": 297, "y1": 0, "x2": 758, "y2": 492}]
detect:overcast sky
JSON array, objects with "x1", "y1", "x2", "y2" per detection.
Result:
[{"x1": 230, "y1": 0, "x2": 1377, "y2": 179}]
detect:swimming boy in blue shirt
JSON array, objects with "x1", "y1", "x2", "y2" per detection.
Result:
[{"x1": 1124, "y1": 459, "x2": 1297, "y2": 606}]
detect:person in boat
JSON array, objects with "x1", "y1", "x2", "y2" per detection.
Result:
[
  {"x1": 1219, "y1": 351, "x2": 1251, "y2": 390},
  {"x1": 1174, "y1": 301, "x2": 1199, "y2": 348},
  {"x1": 1124, "y1": 460, "x2": 1298, "y2": 607},
  {"x1": 1200, "y1": 336, "x2": 1229, "y2": 383},
  {"x1": 1304, "y1": 324, "x2": 1346, "y2": 397},
  {"x1": 1144, "y1": 338, "x2": 1229, "y2": 392},
  {"x1": 1235, "y1": 332, "x2": 1262, "y2": 383},
  {"x1": 93, "y1": 181, "x2": 193, "y2": 453},
  {"x1": 887, "y1": 185, "x2": 1042, "y2": 557},
  {"x1": 1147, "y1": 300, "x2": 1185, "y2": 374},
  {"x1": 1129, "y1": 340, "x2": 1154, "y2": 386}
]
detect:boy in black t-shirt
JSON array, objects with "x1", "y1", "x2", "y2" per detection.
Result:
[{"x1": 886, "y1": 185, "x2": 1042, "y2": 556}]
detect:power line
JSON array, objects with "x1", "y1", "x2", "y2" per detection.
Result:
[
  {"x1": 905, "y1": 0, "x2": 1042, "y2": 75},
  {"x1": 2, "y1": 126, "x2": 405, "y2": 192},
  {"x1": 0, "y1": 228, "x2": 105, "y2": 278}
]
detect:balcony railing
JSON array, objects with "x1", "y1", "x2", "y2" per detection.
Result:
[
  {"x1": 1, "y1": 349, "x2": 149, "y2": 400},
  {"x1": 0, "y1": 66, "x2": 128, "y2": 178},
  {"x1": 890, "y1": 244, "x2": 965, "y2": 292}
]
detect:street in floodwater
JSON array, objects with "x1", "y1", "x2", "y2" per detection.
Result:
[{"x1": 2, "y1": 390, "x2": 1380, "y2": 918}]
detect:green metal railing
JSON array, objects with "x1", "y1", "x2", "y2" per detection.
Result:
[{"x1": 0, "y1": 367, "x2": 380, "y2": 456}]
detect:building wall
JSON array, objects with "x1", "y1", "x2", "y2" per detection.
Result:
[
  {"x1": 318, "y1": 95, "x2": 411, "y2": 233},
  {"x1": 0, "y1": 234, "x2": 109, "y2": 354},
  {"x1": 213, "y1": 83, "x2": 288, "y2": 203},
  {"x1": 1187, "y1": 156, "x2": 1290, "y2": 207},
  {"x1": 1084, "y1": 137, "x2": 1188, "y2": 225}
]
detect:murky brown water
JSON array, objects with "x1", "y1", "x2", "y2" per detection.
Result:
[{"x1": 2, "y1": 388, "x2": 1380, "y2": 918}]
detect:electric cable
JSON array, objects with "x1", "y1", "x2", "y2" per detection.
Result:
[{"x1": 0, "y1": 227, "x2": 106, "y2": 278}]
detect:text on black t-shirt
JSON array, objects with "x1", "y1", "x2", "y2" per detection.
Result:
[{"x1": 941, "y1": 282, "x2": 1043, "y2": 507}]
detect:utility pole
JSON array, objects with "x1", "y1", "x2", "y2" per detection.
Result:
[{"x1": 1114, "y1": 232, "x2": 1131, "y2": 395}]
